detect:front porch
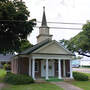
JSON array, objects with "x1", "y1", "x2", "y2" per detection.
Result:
[
  {"x1": 29, "y1": 56, "x2": 73, "y2": 80},
  {"x1": 11, "y1": 54, "x2": 73, "y2": 80}
]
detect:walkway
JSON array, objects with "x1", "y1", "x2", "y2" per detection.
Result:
[
  {"x1": 0, "y1": 83, "x2": 4, "y2": 90},
  {"x1": 51, "y1": 82, "x2": 83, "y2": 90},
  {"x1": 35, "y1": 78, "x2": 46, "y2": 83}
]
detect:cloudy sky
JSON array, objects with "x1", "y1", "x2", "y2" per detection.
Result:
[{"x1": 23, "y1": 0, "x2": 90, "y2": 44}]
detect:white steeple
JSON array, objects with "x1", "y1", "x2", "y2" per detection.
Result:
[{"x1": 37, "y1": 7, "x2": 52, "y2": 43}]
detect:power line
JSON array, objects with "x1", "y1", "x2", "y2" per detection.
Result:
[
  {"x1": 37, "y1": 21, "x2": 84, "y2": 25},
  {"x1": 35, "y1": 26, "x2": 82, "y2": 30},
  {"x1": 50, "y1": 27, "x2": 82, "y2": 30},
  {"x1": 0, "y1": 20, "x2": 84, "y2": 25},
  {"x1": 0, "y1": 20, "x2": 28, "y2": 22},
  {"x1": 0, "y1": 20, "x2": 82, "y2": 30}
]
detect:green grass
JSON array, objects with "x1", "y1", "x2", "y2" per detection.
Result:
[
  {"x1": 0, "y1": 69, "x2": 6, "y2": 82},
  {"x1": 2, "y1": 83, "x2": 63, "y2": 90},
  {"x1": 0, "y1": 69, "x2": 6, "y2": 78},
  {"x1": 46, "y1": 77, "x2": 64, "y2": 82},
  {"x1": 67, "y1": 80, "x2": 90, "y2": 90},
  {"x1": 0, "y1": 70, "x2": 63, "y2": 90},
  {"x1": 1, "y1": 70, "x2": 90, "y2": 90},
  {"x1": 66, "y1": 73, "x2": 90, "y2": 90}
]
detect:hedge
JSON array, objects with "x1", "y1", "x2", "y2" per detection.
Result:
[
  {"x1": 73, "y1": 72, "x2": 88, "y2": 81},
  {"x1": 4, "y1": 72, "x2": 34, "y2": 85}
]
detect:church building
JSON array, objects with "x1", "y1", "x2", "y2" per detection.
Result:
[{"x1": 11, "y1": 7, "x2": 74, "y2": 80}]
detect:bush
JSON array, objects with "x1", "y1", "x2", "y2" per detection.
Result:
[
  {"x1": 4, "y1": 72, "x2": 34, "y2": 85},
  {"x1": 73, "y1": 72, "x2": 88, "y2": 81},
  {"x1": 3, "y1": 64, "x2": 8, "y2": 70}
]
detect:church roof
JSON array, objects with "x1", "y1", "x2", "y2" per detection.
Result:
[
  {"x1": 20, "y1": 39, "x2": 52, "y2": 55},
  {"x1": 20, "y1": 39, "x2": 74, "y2": 56},
  {"x1": 41, "y1": 6, "x2": 47, "y2": 27}
]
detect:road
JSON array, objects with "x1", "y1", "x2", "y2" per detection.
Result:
[{"x1": 73, "y1": 68, "x2": 90, "y2": 73}]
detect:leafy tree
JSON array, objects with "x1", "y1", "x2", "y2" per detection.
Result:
[
  {"x1": 60, "y1": 39, "x2": 70, "y2": 48},
  {"x1": 0, "y1": 0, "x2": 36, "y2": 54},
  {"x1": 60, "y1": 21, "x2": 90, "y2": 57},
  {"x1": 72, "y1": 56, "x2": 83, "y2": 60},
  {"x1": 19, "y1": 40, "x2": 33, "y2": 52}
]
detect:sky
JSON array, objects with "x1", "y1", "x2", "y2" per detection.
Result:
[{"x1": 23, "y1": 0, "x2": 90, "y2": 45}]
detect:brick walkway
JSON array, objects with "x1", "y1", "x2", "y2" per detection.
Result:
[{"x1": 51, "y1": 82, "x2": 83, "y2": 90}]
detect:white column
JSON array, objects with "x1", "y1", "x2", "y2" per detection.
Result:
[
  {"x1": 70, "y1": 60, "x2": 73, "y2": 79},
  {"x1": 63, "y1": 60, "x2": 66, "y2": 77},
  {"x1": 29, "y1": 57, "x2": 31, "y2": 76},
  {"x1": 46, "y1": 59, "x2": 49, "y2": 80},
  {"x1": 58, "y1": 59, "x2": 62, "y2": 79},
  {"x1": 32, "y1": 58, "x2": 35, "y2": 80}
]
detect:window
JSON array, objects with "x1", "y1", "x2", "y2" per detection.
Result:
[{"x1": 35, "y1": 61, "x2": 39, "y2": 72}]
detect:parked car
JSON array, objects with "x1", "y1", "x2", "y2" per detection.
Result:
[{"x1": 72, "y1": 64, "x2": 80, "y2": 68}]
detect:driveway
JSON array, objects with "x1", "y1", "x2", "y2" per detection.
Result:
[{"x1": 73, "y1": 68, "x2": 90, "y2": 73}]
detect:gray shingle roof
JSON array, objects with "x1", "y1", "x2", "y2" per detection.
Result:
[
  {"x1": 20, "y1": 39, "x2": 52, "y2": 55},
  {"x1": 20, "y1": 39, "x2": 75, "y2": 56}
]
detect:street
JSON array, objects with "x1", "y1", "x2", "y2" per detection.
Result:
[{"x1": 73, "y1": 68, "x2": 90, "y2": 73}]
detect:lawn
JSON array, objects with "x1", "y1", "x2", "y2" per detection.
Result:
[
  {"x1": 2, "y1": 83, "x2": 63, "y2": 90},
  {"x1": 66, "y1": 72, "x2": 90, "y2": 90},
  {"x1": 67, "y1": 80, "x2": 90, "y2": 90},
  {"x1": 1, "y1": 69, "x2": 90, "y2": 90},
  {"x1": 0, "y1": 69, "x2": 63, "y2": 90},
  {"x1": 0, "y1": 69, "x2": 6, "y2": 78},
  {"x1": 0, "y1": 69, "x2": 6, "y2": 82}
]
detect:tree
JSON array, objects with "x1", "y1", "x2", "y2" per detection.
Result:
[
  {"x1": 60, "y1": 39, "x2": 70, "y2": 48},
  {"x1": 19, "y1": 40, "x2": 33, "y2": 52},
  {"x1": 60, "y1": 21, "x2": 90, "y2": 57},
  {"x1": 0, "y1": 0, "x2": 36, "y2": 54}
]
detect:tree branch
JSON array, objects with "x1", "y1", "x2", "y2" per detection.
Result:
[{"x1": 78, "y1": 51, "x2": 90, "y2": 57}]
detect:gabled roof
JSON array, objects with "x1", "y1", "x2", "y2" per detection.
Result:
[
  {"x1": 20, "y1": 39, "x2": 74, "y2": 56},
  {"x1": 33, "y1": 40, "x2": 74, "y2": 56},
  {"x1": 54, "y1": 40, "x2": 74, "y2": 55},
  {"x1": 20, "y1": 39, "x2": 52, "y2": 55}
]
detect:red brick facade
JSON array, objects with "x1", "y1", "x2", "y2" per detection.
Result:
[
  {"x1": 11, "y1": 57, "x2": 29, "y2": 75},
  {"x1": 12, "y1": 57, "x2": 70, "y2": 78}
]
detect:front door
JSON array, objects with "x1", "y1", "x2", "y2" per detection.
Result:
[
  {"x1": 35, "y1": 60, "x2": 41, "y2": 78},
  {"x1": 41, "y1": 60, "x2": 54, "y2": 77}
]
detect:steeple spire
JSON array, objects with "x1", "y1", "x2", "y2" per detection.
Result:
[
  {"x1": 41, "y1": 6, "x2": 47, "y2": 27},
  {"x1": 37, "y1": 6, "x2": 52, "y2": 43}
]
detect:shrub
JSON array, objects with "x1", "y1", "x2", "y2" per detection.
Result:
[
  {"x1": 73, "y1": 72, "x2": 88, "y2": 81},
  {"x1": 3, "y1": 64, "x2": 8, "y2": 70},
  {"x1": 4, "y1": 72, "x2": 34, "y2": 85}
]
